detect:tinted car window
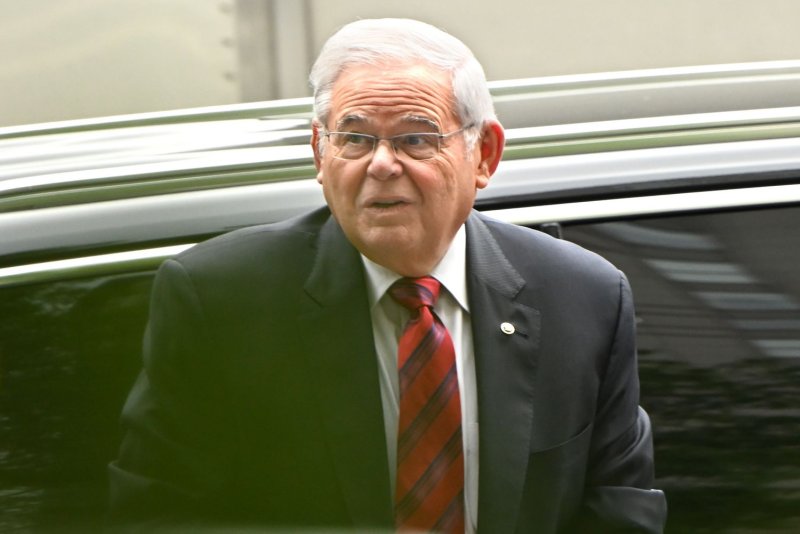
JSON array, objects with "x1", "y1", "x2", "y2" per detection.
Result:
[
  {"x1": 563, "y1": 204, "x2": 800, "y2": 532},
  {"x1": 0, "y1": 272, "x2": 152, "y2": 532},
  {"x1": 2, "y1": 205, "x2": 799, "y2": 532}
]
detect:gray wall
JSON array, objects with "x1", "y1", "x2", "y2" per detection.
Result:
[{"x1": 3, "y1": 0, "x2": 800, "y2": 126}]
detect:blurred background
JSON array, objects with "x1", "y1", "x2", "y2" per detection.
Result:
[{"x1": 2, "y1": 0, "x2": 800, "y2": 127}]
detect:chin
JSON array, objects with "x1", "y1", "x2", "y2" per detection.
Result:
[{"x1": 365, "y1": 244, "x2": 441, "y2": 277}]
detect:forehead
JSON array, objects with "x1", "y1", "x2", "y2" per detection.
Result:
[{"x1": 328, "y1": 61, "x2": 458, "y2": 129}]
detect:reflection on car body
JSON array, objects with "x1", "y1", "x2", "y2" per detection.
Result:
[{"x1": 2, "y1": 61, "x2": 800, "y2": 532}]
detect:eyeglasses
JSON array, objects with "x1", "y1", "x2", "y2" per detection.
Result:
[{"x1": 323, "y1": 125, "x2": 474, "y2": 161}]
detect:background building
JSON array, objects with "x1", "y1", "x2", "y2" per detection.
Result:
[{"x1": 2, "y1": 0, "x2": 800, "y2": 126}]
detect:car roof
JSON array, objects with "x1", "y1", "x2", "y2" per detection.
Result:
[{"x1": 2, "y1": 60, "x2": 800, "y2": 278}]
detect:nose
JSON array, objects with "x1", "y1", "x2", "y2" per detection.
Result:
[{"x1": 367, "y1": 139, "x2": 402, "y2": 180}]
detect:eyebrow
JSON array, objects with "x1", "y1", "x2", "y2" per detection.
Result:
[
  {"x1": 402, "y1": 115, "x2": 440, "y2": 132},
  {"x1": 333, "y1": 114, "x2": 440, "y2": 132},
  {"x1": 335, "y1": 115, "x2": 368, "y2": 130}
]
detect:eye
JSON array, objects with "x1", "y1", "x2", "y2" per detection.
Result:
[
  {"x1": 342, "y1": 132, "x2": 371, "y2": 145},
  {"x1": 398, "y1": 133, "x2": 437, "y2": 148}
]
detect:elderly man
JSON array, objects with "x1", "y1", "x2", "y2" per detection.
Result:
[{"x1": 110, "y1": 18, "x2": 667, "y2": 533}]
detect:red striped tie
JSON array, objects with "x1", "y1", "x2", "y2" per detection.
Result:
[{"x1": 389, "y1": 277, "x2": 465, "y2": 534}]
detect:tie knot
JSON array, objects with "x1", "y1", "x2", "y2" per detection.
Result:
[{"x1": 389, "y1": 276, "x2": 441, "y2": 311}]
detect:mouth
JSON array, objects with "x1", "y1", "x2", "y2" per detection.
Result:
[
  {"x1": 366, "y1": 197, "x2": 410, "y2": 210},
  {"x1": 371, "y1": 200, "x2": 407, "y2": 209}
]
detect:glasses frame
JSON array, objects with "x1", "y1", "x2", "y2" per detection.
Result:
[{"x1": 322, "y1": 124, "x2": 475, "y2": 161}]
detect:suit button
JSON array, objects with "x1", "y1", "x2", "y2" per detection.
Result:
[{"x1": 500, "y1": 322, "x2": 515, "y2": 335}]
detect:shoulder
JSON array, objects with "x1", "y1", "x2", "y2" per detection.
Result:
[
  {"x1": 153, "y1": 207, "x2": 334, "y2": 297},
  {"x1": 174, "y1": 207, "x2": 330, "y2": 271},
  {"x1": 472, "y1": 211, "x2": 621, "y2": 283}
]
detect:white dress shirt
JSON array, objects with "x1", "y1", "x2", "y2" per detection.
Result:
[{"x1": 361, "y1": 225, "x2": 478, "y2": 533}]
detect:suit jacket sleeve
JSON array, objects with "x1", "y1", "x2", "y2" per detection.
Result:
[
  {"x1": 572, "y1": 273, "x2": 667, "y2": 533},
  {"x1": 108, "y1": 258, "x2": 236, "y2": 529}
]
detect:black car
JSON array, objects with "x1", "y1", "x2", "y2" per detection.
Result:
[{"x1": 2, "y1": 61, "x2": 800, "y2": 532}]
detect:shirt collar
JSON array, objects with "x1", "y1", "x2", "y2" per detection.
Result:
[{"x1": 361, "y1": 225, "x2": 469, "y2": 312}]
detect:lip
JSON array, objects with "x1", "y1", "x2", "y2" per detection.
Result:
[{"x1": 362, "y1": 195, "x2": 413, "y2": 209}]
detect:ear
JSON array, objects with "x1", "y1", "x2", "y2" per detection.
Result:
[
  {"x1": 311, "y1": 120, "x2": 324, "y2": 184},
  {"x1": 475, "y1": 120, "x2": 505, "y2": 190}
]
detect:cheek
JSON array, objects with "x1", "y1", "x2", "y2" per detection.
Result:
[
  {"x1": 438, "y1": 158, "x2": 473, "y2": 197},
  {"x1": 321, "y1": 162, "x2": 361, "y2": 204}
]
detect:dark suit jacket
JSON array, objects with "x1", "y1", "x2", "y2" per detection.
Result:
[{"x1": 109, "y1": 207, "x2": 667, "y2": 533}]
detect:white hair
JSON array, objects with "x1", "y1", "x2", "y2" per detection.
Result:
[{"x1": 309, "y1": 18, "x2": 496, "y2": 147}]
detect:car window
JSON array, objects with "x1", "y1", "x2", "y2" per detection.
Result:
[
  {"x1": 2, "y1": 204, "x2": 799, "y2": 532},
  {"x1": 0, "y1": 272, "x2": 153, "y2": 532},
  {"x1": 562, "y1": 204, "x2": 800, "y2": 532}
]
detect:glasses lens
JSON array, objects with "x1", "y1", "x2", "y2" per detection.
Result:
[
  {"x1": 327, "y1": 131, "x2": 445, "y2": 160},
  {"x1": 329, "y1": 133, "x2": 373, "y2": 159},
  {"x1": 394, "y1": 133, "x2": 439, "y2": 160}
]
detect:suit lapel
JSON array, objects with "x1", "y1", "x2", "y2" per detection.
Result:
[
  {"x1": 466, "y1": 213, "x2": 542, "y2": 533},
  {"x1": 299, "y1": 215, "x2": 393, "y2": 527}
]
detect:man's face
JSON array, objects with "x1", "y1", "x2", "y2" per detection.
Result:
[{"x1": 313, "y1": 61, "x2": 494, "y2": 276}]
